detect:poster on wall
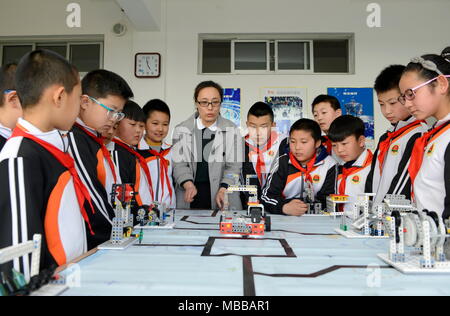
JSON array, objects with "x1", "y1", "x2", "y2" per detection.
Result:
[
  {"x1": 327, "y1": 87, "x2": 375, "y2": 149},
  {"x1": 261, "y1": 87, "x2": 306, "y2": 136},
  {"x1": 221, "y1": 88, "x2": 241, "y2": 127}
]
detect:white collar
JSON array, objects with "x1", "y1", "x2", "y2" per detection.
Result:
[
  {"x1": 17, "y1": 118, "x2": 68, "y2": 152},
  {"x1": 436, "y1": 113, "x2": 450, "y2": 127},
  {"x1": 138, "y1": 136, "x2": 171, "y2": 151},
  {"x1": 75, "y1": 118, "x2": 98, "y2": 136},
  {"x1": 196, "y1": 117, "x2": 218, "y2": 132},
  {"x1": 351, "y1": 148, "x2": 371, "y2": 168},
  {"x1": 0, "y1": 122, "x2": 12, "y2": 139},
  {"x1": 395, "y1": 116, "x2": 417, "y2": 130}
]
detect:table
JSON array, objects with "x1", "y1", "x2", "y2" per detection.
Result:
[{"x1": 60, "y1": 210, "x2": 450, "y2": 296}]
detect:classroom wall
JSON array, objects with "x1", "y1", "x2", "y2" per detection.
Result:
[{"x1": 0, "y1": 0, "x2": 449, "y2": 143}]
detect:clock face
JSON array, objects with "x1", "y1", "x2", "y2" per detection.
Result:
[{"x1": 135, "y1": 53, "x2": 160, "y2": 78}]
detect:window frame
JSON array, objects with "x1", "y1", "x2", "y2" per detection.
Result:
[
  {"x1": 274, "y1": 39, "x2": 314, "y2": 74},
  {"x1": 0, "y1": 36, "x2": 104, "y2": 77},
  {"x1": 231, "y1": 39, "x2": 271, "y2": 74},
  {"x1": 198, "y1": 33, "x2": 355, "y2": 75}
]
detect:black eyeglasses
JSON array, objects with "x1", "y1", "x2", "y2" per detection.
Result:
[{"x1": 196, "y1": 100, "x2": 221, "y2": 108}]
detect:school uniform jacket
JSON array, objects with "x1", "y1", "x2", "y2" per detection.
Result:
[
  {"x1": 371, "y1": 117, "x2": 427, "y2": 205},
  {"x1": 139, "y1": 140, "x2": 176, "y2": 208},
  {"x1": 0, "y1": 119, "x2": 88, "y2": 276},
  {"x1": 242, "y1": 133, "x2": 288, "y2": 204},
  {"x1": 261, "y1": 146, "x2": 337, "y2": 214},
  {"x1": 0, "y1": 123, "x2": 12, "y2": 152},
  {"x1": 68, "y1": 119, "x2": 120, "y2": 248},
  {"x1": 412, "y1": 114, "x2": 450, "y2": 220},
  {"x1": 337, "y1": 148, "x2": 373, "y2": 213},
  {"x1": 109, "y1": 138, "x2": 154, "y2": 206}
]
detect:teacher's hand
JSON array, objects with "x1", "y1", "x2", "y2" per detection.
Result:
[
  {"x1": 215, "y1": 187, "x2": 227, "y2": 210},
  {"x1": 183, "y1": 181, "x2": 197, "y2": 203}
]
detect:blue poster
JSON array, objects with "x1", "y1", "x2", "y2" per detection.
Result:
[
  {"x1": 327, "y1": 87, "x2": 375, "y2": 141},
  {"x1": 221, "y1": 88, "x2": 241, "y2": 127}
]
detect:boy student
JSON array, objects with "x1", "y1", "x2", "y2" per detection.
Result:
[
  {"x1": 400, "y1": 52, "x2": 450, "y2": 220},
  {"x1": 0, "y1": 63, "x2": 22, "y2": 151},
  {"x1": 110, "y1": 100, "x2": 153, "y2": 206},
  {"x1": 68, "y1": 69, "x2": 133, "y2": 248},
  {"x1": 138, "y1": 99, "x2": 175, "y2": 208},
  {"x1": 103, "y1": 122, "x2": 118, "y2": 150},
  {"x1": 261, "y1": 119, "x2": 336, "y2": 216},
  {"x1": 328, "y1": 115, "x2": 373, "y2": 213},
  {"x1": 312, "y1": 94, "x2": 342, "y2": 154},
  {"x1": 0, "y1": 50, "x2": 90, "y2": 274},
  {"x1": 242, "y1": 102, "x2": 287, "y2": 204},
  {"x1": 366, "y1": 65, "x2": 427, "y2": 205}
]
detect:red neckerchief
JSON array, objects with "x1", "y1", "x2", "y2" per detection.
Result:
[
  {"x1": 75, "y1": 123, "x2": 117, "y2": 183},
  {"x1": 377, "y1": 120, "x2": 425, "y2": 170},
  {"x1": 148, "y1": 148, "x2": 173, "y2": 204},
  {"x1": 322, "y1": 135, "x2": 332, "y2": 155},
  {"x1": 246, "y1": 132, "x2": 279, "y2": 184},
  {"x1": 338, "y1": 150, "x2": 373, "y2": 196},
  {"x1": 12, "y1": 125, "x2": 95, "y2": 235},
  {"x1": 288, "y1": 151, "x2": 317, "y2": 183},
  {"x1": 408, "y1": 121, "x2": 450, "y2": 197},
  {"x1": 112, "y1": 138, "x2": 155, "y2": 201}
]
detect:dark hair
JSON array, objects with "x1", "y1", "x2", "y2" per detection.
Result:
[
  {"x1": 328, "y1": 115, "x2": 365, "y2": 142},
  {"x1": 289, "y1": 118, "x2": 321, "y2": 142},
  {"x1": 374, "y1": 64, "x2": 406, "y2": 94},
  {"x1": 122, "y1": 100, "x2": 145, "y2": 123},
  {"x1": 442, "y1": 47, "x2": 450, "y2": 62},
  {"x1": 194, "y1": 81, "x2": 223, "y2": 102},
  {"x1": 247, "y1": 102, "x2": 274, "y2": 122},
  {"x1": 82, "y1": 69, "x2": 133, "y2": 100},
  {"x1": 312, "y1": 94, "x2": 341, "y2": 112},
  {"x1": 0, "y1": 63, "x2": 17, "y2": 107},
  {"x1": 142, "y1": 99, "x2": 171, "y2": 121},
  {"x1": 14, "y1": 49, "x2": 79, "y2": 108},
  {"x1": 404, "y1": 54, "x2": 450, "y2": 89}
]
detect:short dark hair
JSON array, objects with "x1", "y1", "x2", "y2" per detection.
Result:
[
  {"x1": 328, "y1": 115, "x2": 365, "y2": 142},
  {"x1": 0, "y1": 63, "x2": 17, "y2": 107},
  {"x1": 143, "y1": 99, "x2": 171, "y2": 121},
  {"x1": 289, "y1": 118, "x2": 321, "y2": 142},
  {"x1": 82, "y1": 69, "x2": 133, "y2": 100},
  {"x1": 194, "y1": 81, "x2": 223, "y2": 102},
  {"x1": 374, "y1": 64, "x2": 406, "y2": 94},
  {"x1": 247, "y1": 102, "x2": 274, "y2": 122},
  {"x1": 122, "y1": 100, "x2": 145, "y2": 123},
  {"x1": 15, "y1": 49, "x2": 79, "y2": 108},
  {"x1": 312, "y1": 94, "x2": 341, "y2": 112}
]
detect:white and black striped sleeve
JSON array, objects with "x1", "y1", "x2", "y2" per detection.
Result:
[
  {"x1": 0, "y1": 157, "x2": 52, "y2": 277},
  {"x1": 261, "y1": 154, "x2": 289, "y2": 214}
]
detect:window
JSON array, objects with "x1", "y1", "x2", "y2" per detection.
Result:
[
  {"x1": 199, "y1": 34, "x2": 353, "y2": 74},
  {"x1": 233, "y1": 41, "x2": 268, "y2": 71},
  {"x1": 0, "y1": 37, "x2": 103, "y2": 75},
  {"x1": 202, "y1": 40, "x2": 231, "y2": 73}
]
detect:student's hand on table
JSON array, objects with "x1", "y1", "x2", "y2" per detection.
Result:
[
  {"x1": 282, "y1": 199, "x2": 308, "y2": 216},
  {"x1": 183, "y1": 181, "x2": 197, "y2": 203},
  {"x1": 215, "y1": 187, "x2": 227, "y2": 210}
]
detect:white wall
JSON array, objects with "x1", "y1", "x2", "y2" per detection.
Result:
[{"x1": 0, "y1": 0, "x2": 449, "y2": 143}]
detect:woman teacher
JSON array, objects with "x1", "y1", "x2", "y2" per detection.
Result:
[{"x1": 172, "y1": 81, "x2": 243, "y2": 210}]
